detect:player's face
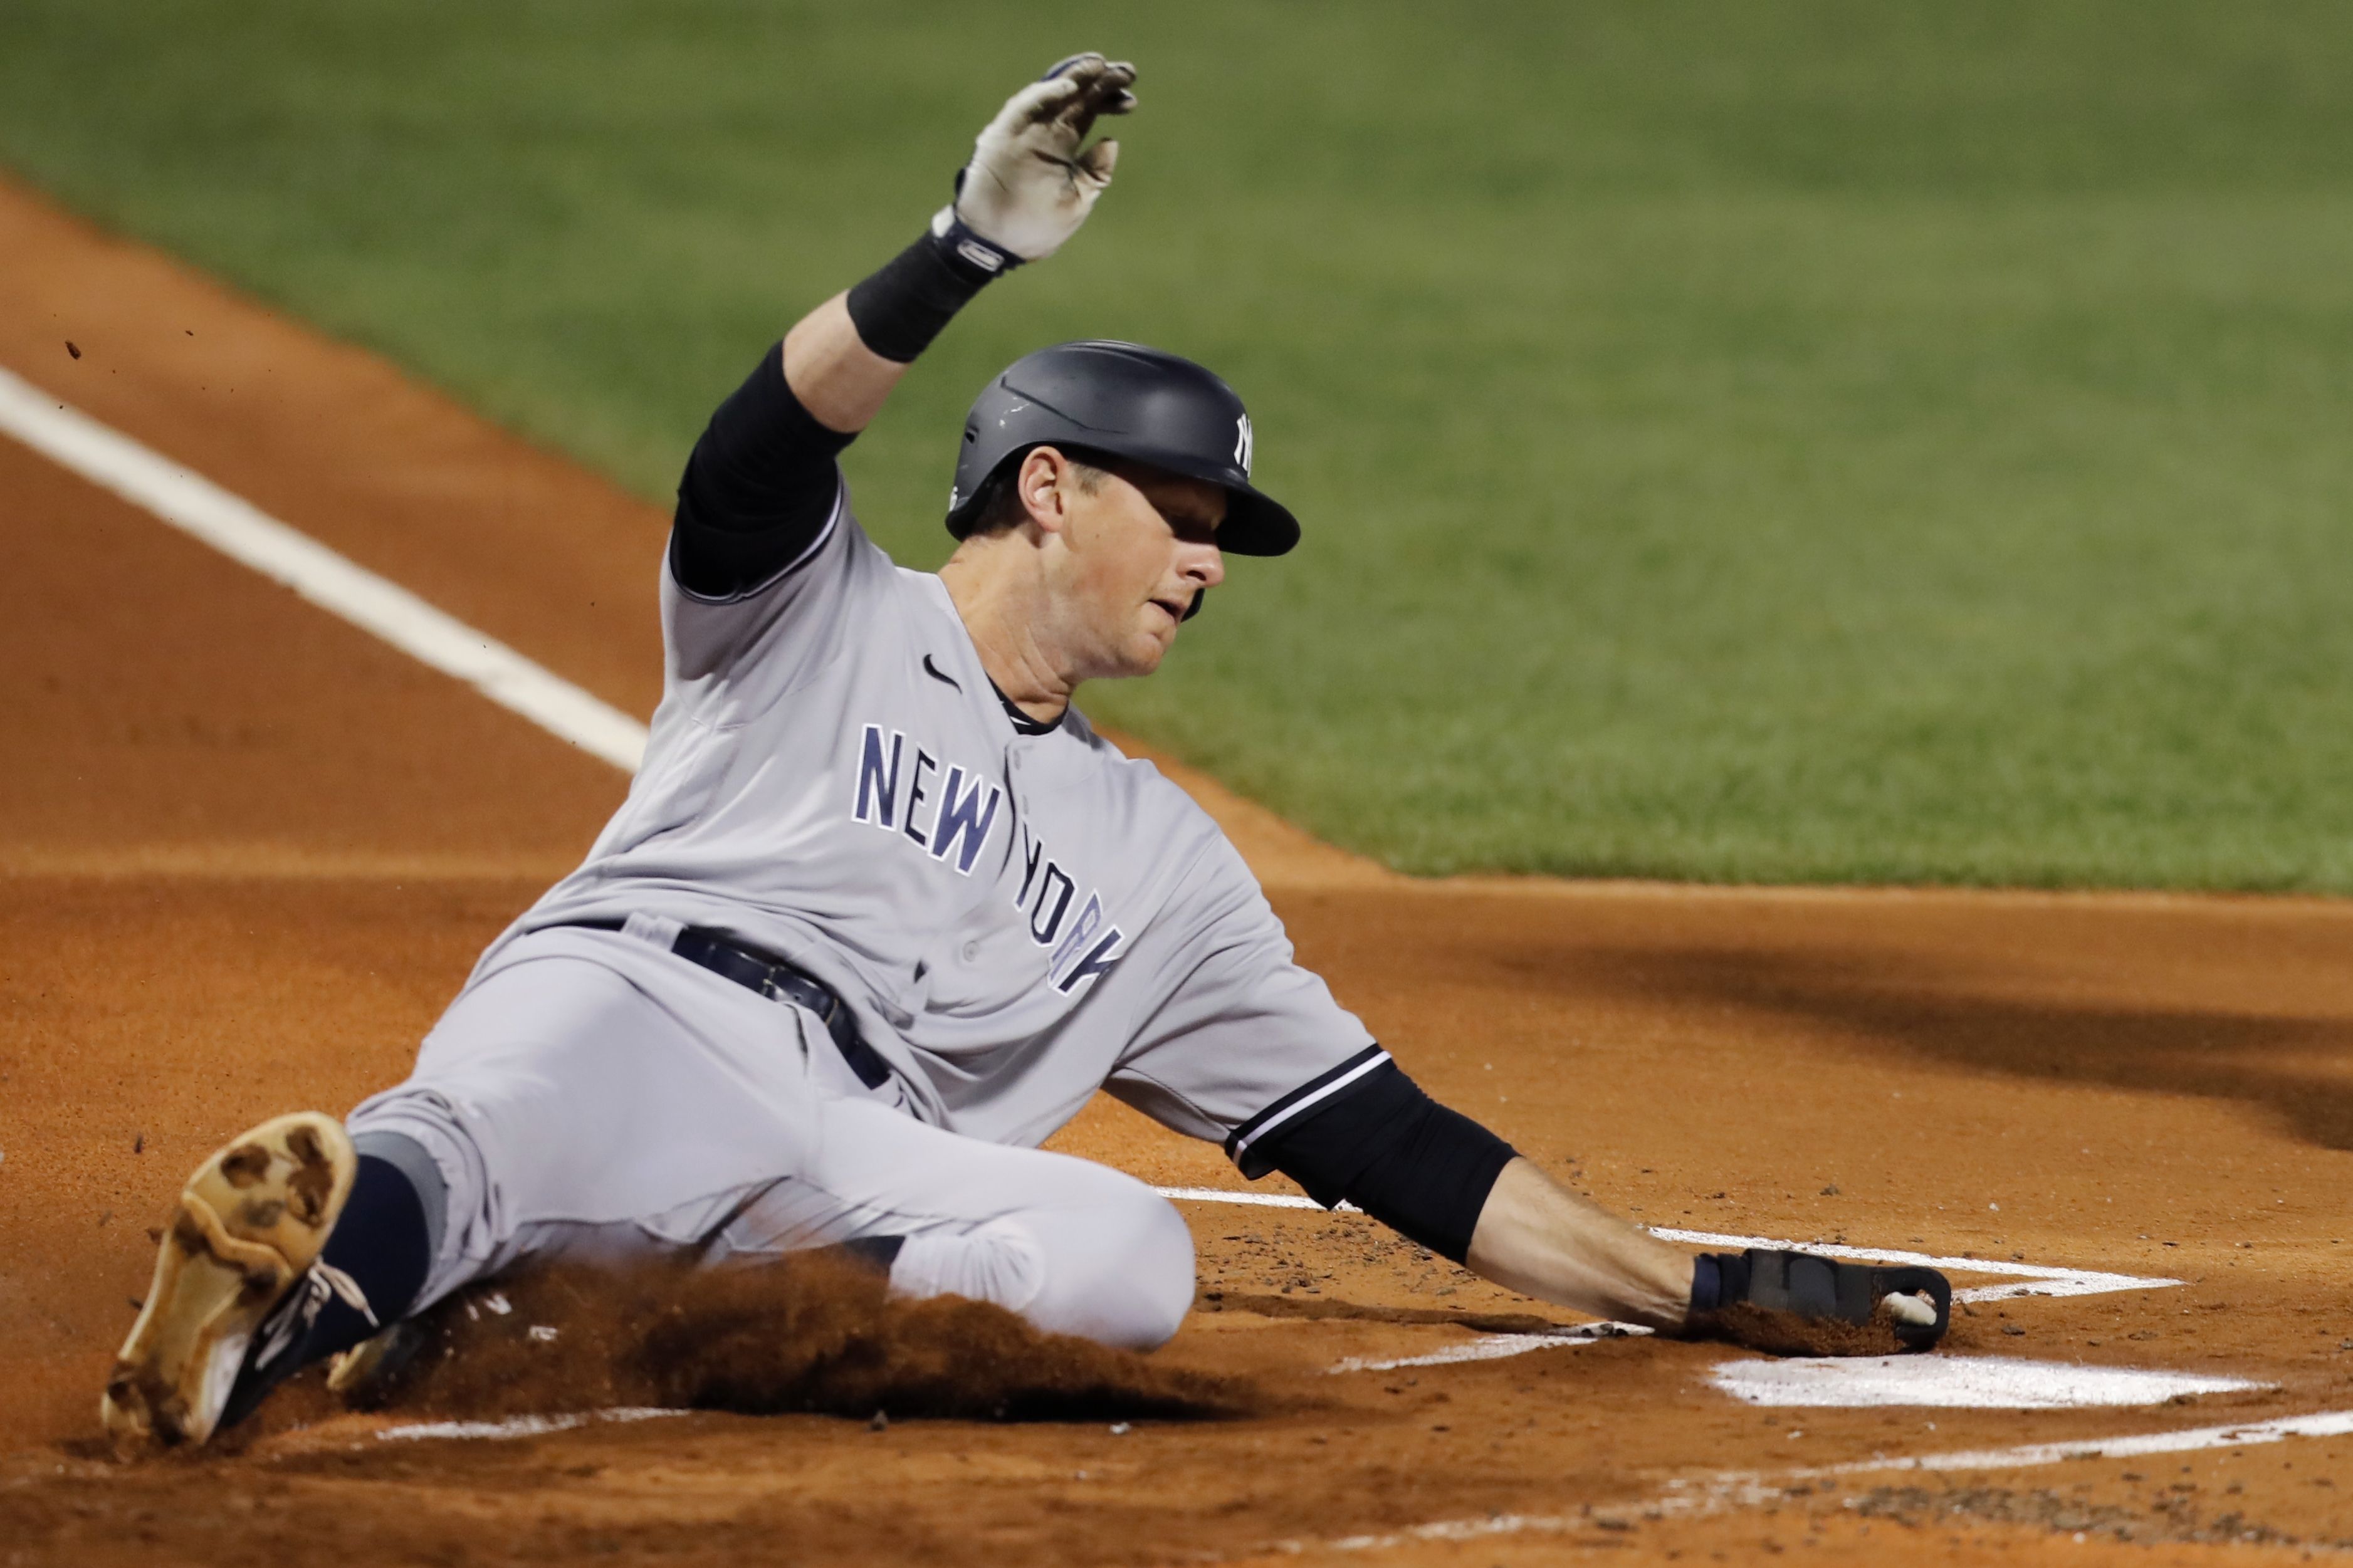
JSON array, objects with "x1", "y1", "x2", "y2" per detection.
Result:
[{"x1": 1052, "y1": 461, "x2": 1226, "y2": 679}]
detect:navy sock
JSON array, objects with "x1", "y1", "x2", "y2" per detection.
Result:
[
  {"x1": 314, "y1": 1152, "x2": 434, "y2": 1332},
  {"x1": 221, "y1": 1153, "x2": 432, "y2": 1427}
]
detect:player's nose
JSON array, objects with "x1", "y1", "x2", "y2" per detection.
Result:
[{"x1": 1183, "y1": 543, "x2": 1225, "y2": 590}]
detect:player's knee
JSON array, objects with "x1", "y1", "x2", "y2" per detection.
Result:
[
  {"x1": 1109, "y1": 1191, "x2": 1196, "y2": 1350},
  {"x1": 878, "y1": 1167, "x2": 1195, "y2": 1351},
  {"x1": 1034, "y1": 1181, "x2": 1194, "y2": 1352}
]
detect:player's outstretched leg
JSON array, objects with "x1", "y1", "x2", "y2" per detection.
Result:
[{"x1": 101, "y1": 1112, "x2": 439, "y2": 1450}]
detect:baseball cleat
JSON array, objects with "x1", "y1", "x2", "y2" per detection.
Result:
[{"x1": 100, "y1": 1112, "x2": 357, "y2": 1451}]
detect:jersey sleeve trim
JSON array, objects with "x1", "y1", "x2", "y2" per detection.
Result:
[
  {"x1": 1222, "y1": 1043, "x2": 1392, "y2": 1171},
  {"x1": 669, "y1": 469, "x2": 846, "y2": 607}
]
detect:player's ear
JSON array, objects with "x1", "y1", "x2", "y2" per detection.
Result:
[{"x1": 1017, "y1": 446, "x2": 1073, "y2": 537}]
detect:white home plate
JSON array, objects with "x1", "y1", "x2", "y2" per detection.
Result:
[{"x1": 1711, "y1": 1356, "x2": 2265, "y2": 1409}]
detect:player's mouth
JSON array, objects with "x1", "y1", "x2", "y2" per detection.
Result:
[{"x1": 1146, "y1": 595, "x2": 1186, "y2": 625}]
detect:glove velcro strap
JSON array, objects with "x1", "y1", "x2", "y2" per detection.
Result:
[
  {"x1": 1736, "y1": 1248, "x2": 1952, "y2": 1351},
  {"x1": 1744, "y1": 1248, "x2": 1878, "y2": 1323},
  {"x1": 930, "y1": 206, "x2": 1024, "y2": 280}
]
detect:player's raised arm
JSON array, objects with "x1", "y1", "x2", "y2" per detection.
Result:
[
  {"x1": 672, "y1": 54, "x2": 1136, "y2": 598},
  {"x1": 789, "y1": 52, "x2": 1134, "y2": 431}
]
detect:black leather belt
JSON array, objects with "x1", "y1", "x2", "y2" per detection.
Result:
[{"x1": 567, "y1": 921, "x2": 893, "y2": 1091}]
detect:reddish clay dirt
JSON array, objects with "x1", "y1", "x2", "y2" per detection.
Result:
[{"x1": 7, "y1": 172, "x2": 2353, "y2": 1565}]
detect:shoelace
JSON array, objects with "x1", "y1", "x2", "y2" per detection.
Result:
[{"x1": 249, "y1": 1260, "x2": 377, "y2": 1371}]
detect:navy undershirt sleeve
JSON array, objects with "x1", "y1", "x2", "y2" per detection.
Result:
[
  {"x1": 668, "y1": 342, "x2": 856, "y2": 599},
  {"x1": 1239, "y1": 1055, "x2": 1519, "y2": 1264},
  {"x1": 669, "y1": 228, "x2": 998, "y2": 599}
]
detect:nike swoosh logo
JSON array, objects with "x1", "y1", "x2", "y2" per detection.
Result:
[{"x1": 921, "y1": 654, "x2": 962, "y2": 691}]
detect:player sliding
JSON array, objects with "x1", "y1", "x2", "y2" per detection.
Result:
[{"x1": 104, "y1": 53, "x2": 1948, "y2": 1451}]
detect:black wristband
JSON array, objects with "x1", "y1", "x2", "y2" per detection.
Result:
[{"x1": 844, "y1": 227, "x2": 1000, "y2": 363}]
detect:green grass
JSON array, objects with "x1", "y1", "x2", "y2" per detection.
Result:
[{"x1": 6, "y1": 1, "x2": 2353, "y2": 886}]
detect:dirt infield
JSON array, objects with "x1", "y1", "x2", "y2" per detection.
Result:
[{"x1": 6, "y1": 173, "x2": 2353, "y2": 1564}]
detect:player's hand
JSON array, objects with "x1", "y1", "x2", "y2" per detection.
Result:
[
  {"x1": 935, "y1": 53, "x2": 1136, "y2": 269},
  {"x1": 1694, "y1": 1248, "x2": 1952, "y2": 1354}
]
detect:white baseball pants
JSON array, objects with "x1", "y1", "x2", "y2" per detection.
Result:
[{"x1": 344, "y1": 924, "x2": 1194, "y2": 1351}]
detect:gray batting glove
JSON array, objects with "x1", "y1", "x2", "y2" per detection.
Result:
[{"x1": 933, "y1": 53, "x2": 1136, "y2": 272}]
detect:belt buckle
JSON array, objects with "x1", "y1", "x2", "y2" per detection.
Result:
[{"x1": 763, "y1": 966, "x2": 832, "y2": 1028}]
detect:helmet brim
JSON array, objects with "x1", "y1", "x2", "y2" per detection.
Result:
[
  {"x1": 947, "y1": 442, "x2": 1301, "y2": 557},
  {"x1": 1212, "y1": 484, "x2": 1299, "y2": 557},
  {"x1": 1069, "y1": 440, "x2": 1300, "y2": 557}
]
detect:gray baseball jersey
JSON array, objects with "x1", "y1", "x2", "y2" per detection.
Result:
[{"x1": 485, "y1": 481, "x2": 1376, "y2": 1155}]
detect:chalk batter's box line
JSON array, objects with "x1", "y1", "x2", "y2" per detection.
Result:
[
  {"x1": 1154, "y1": 1186, "x2": 2181, "y2": 1304},
  {"x1": 1312, "y1": 1407, "x2": 2353, "y2": 1555}
]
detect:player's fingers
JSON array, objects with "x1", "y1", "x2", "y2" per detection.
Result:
[
  {"x1": 1093, "y1": 60, "x2": 1138, "y2": 113},
  {"x1": 1040, "y1": 51, "x2": 1106, "y2": 82},
  {"x1": 1074, "y1": 137, "x2": 1119, "y2": 187},
  {"x1": 1870, "y1": 1265, "x2": 1952, "y2": 1349},
  {"x1": 1050, "y1": 60, "x2": 1133, "y2": 139},
  {"x1": 1059, "y1": 92, "x2": 1133, "y2": 145},
  {"x1": 997, "y1": 75, "x2": 1083, "y2": 135},
  {"x1": 1078, "y1": 62, "x2": 1135, "y2": 115},
  {"x1": 1040, "y1": 55, "x2": 1106, "y2": 120},
  {"x1": 1881, "y1": 1291, "x2": 1937, "y2": 1328},
  {"x1": 1053, "y1": 91, "x2": 1109, "y2": 141}
]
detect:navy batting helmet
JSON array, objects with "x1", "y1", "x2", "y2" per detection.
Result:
[{"x1": 944, "y1": 340, "x2": 1299, "y2": 557}]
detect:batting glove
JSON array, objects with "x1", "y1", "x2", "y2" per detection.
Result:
[
  {"x1": 933, "y1": 53, "x2": 1136, "y2": 274},
  {"x1": 1694, "y1": 1248, "x2": 1952, "y2": 1352}
]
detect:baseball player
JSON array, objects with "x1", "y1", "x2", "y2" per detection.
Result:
[{"x1": 103, "y1": 55, "x2": 1949, "y2": 1450}]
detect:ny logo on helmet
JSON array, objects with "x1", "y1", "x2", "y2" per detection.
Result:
[{"x1": 1233, "y1": 414, "x2": 1253, "y2": 476}]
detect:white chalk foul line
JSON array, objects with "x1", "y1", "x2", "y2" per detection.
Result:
[
  {"x1": 1331, "y1": 1322, "x2": 1652, "y2": 1374},
  {"x1": 375, "y1": 1406, "x2": 684, "y2": 1443},
  {"x1": 1816, "y1": 1406, "x2": 2353, "y2": 1475},
  {"x1": 1158, "y1": 1185, "x2": 1351, "y2": 1210},
  {"x1": 0, "y1": 365, "x2": 649, "y2": 773},
  {"x1": 1157, "y1": 1187, "x2": 2179, "y2": 1306},
  {"x1": 1645, "y1": 1225, "x2": 2177, "y2": 1304}
]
